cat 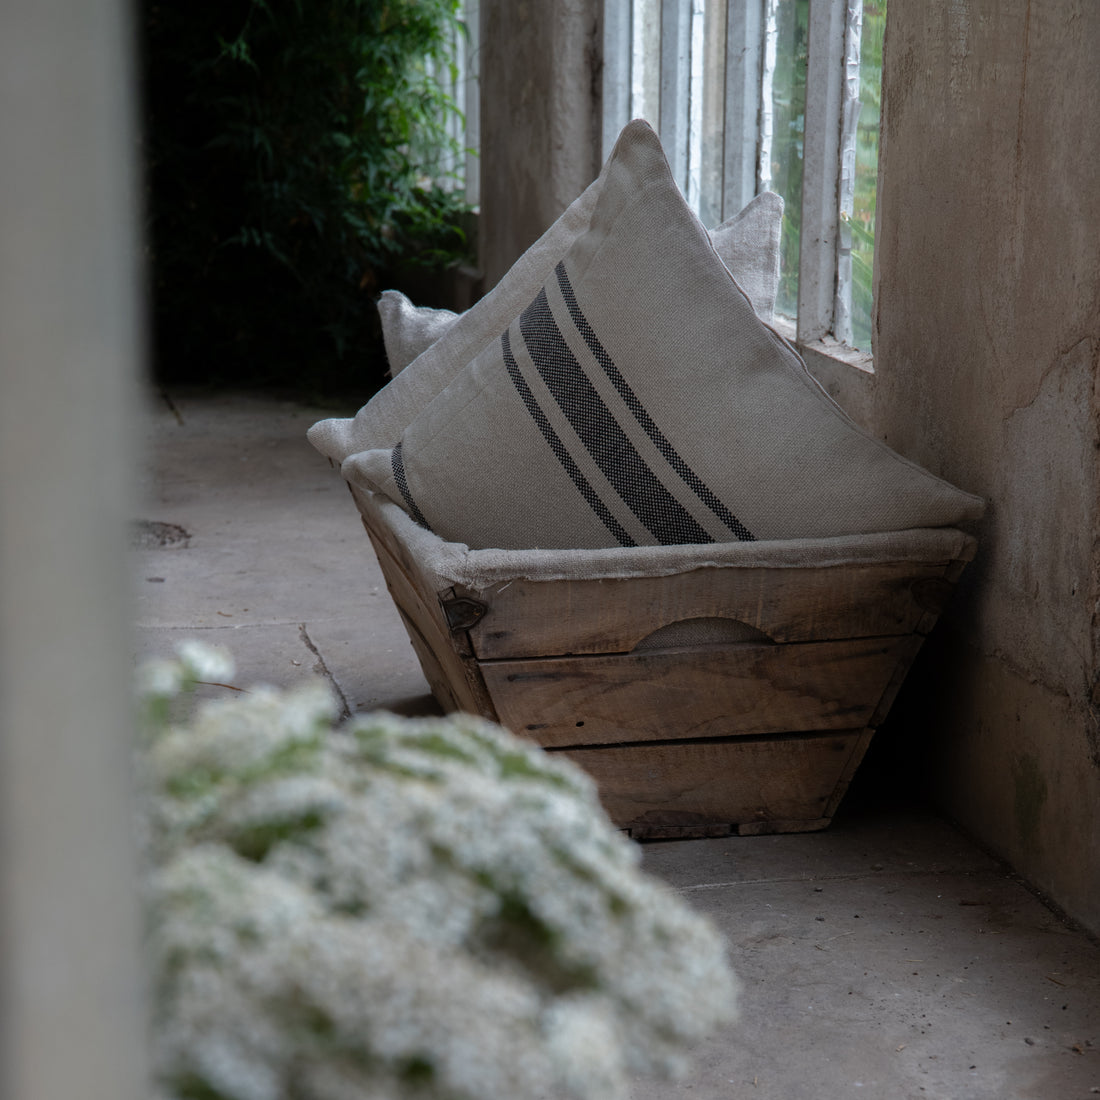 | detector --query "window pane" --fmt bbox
[762,0,809,321]
[849,0,885,351]
[698,0,728,228]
